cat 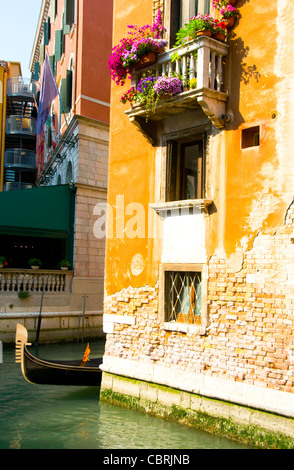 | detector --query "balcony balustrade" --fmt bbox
[4,149,37,170]
[0,269,73,293]
[3,182,34,191]
[7,78,40,100]
[126,36,229,142]
[6,115,37,136]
